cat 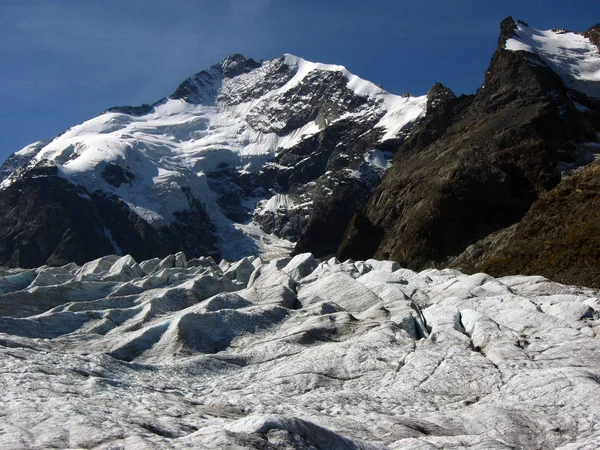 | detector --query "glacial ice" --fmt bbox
[0,253,599,448]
